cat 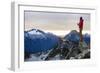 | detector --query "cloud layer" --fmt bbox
[24,11,90,31]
